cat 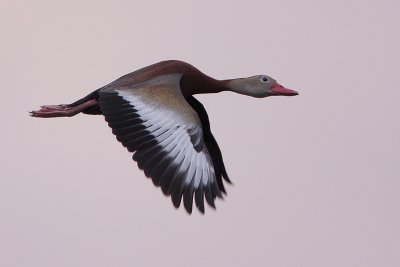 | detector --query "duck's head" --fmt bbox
[227,75,298,98]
